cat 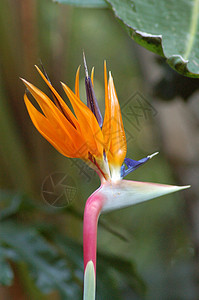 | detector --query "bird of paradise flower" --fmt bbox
[21,55,190,300]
